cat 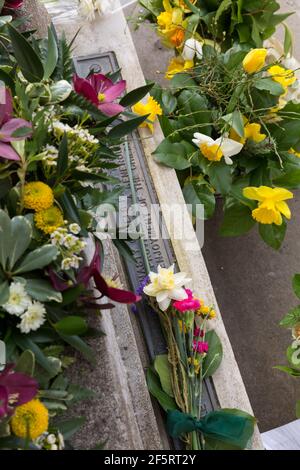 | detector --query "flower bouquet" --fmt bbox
[149,44,300,249]
[0,17,155,448]
[142,264,256,450]
[138,0,293,52]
